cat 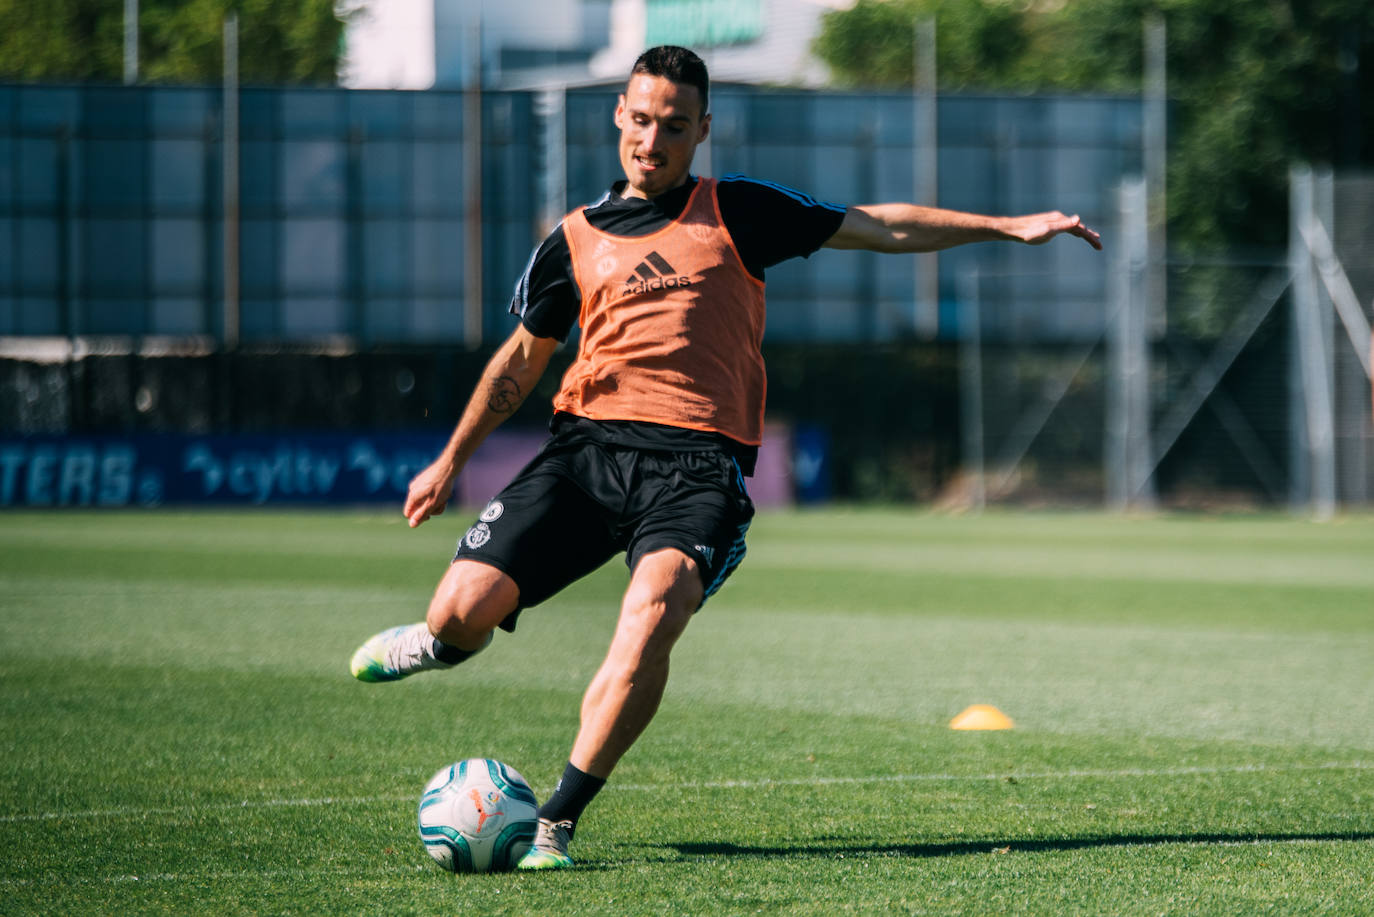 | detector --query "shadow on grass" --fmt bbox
[665,831,1374,860]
